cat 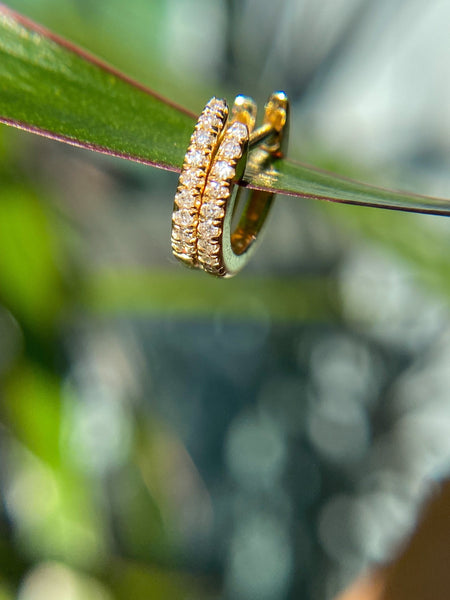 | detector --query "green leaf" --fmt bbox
[250,158,450,215]
[0,5,195,171]
[0,5,449,215]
